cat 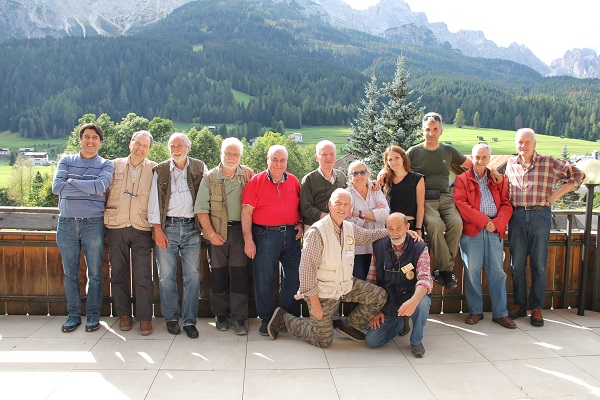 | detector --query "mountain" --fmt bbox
[550,48,600,78]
